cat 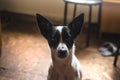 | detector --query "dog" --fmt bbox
[36,13,84,80]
